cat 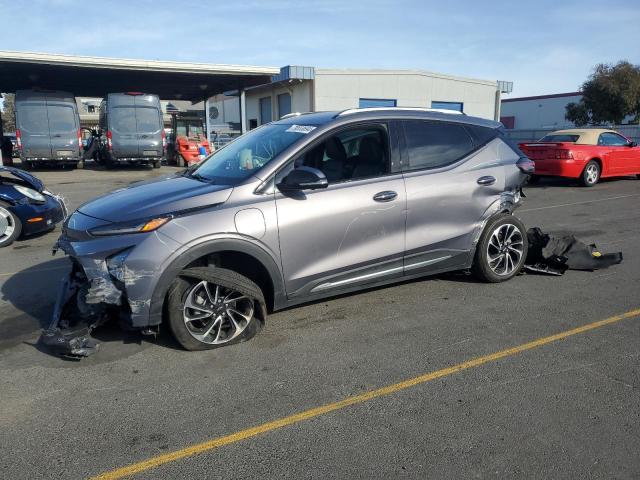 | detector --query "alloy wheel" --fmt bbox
[486,223,524,276]
[585,164,599,184]
[183,280,254,344]
[0,206,16,242]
